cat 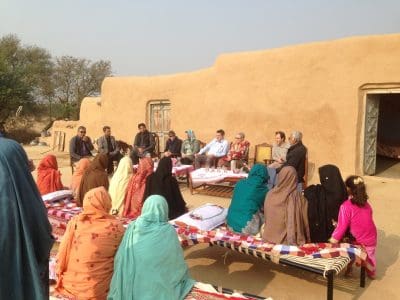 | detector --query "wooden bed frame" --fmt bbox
[209,241,365,300]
